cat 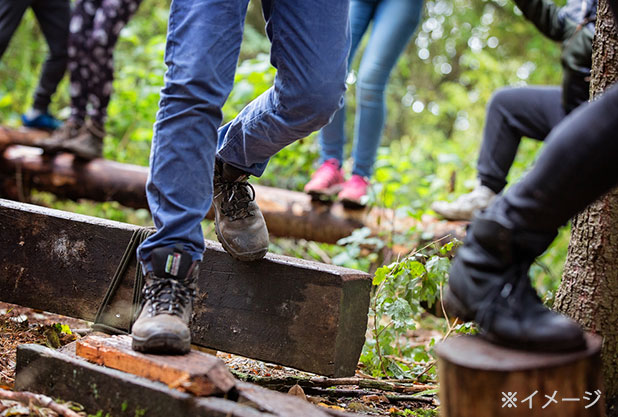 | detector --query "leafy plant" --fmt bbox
[359,239,468,380]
